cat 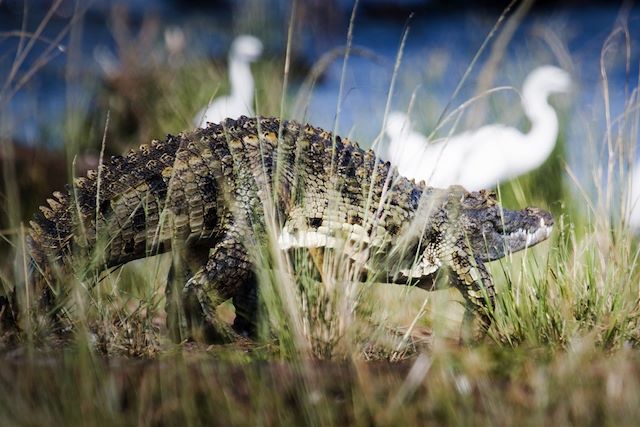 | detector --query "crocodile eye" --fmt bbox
[484,221,503,234]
